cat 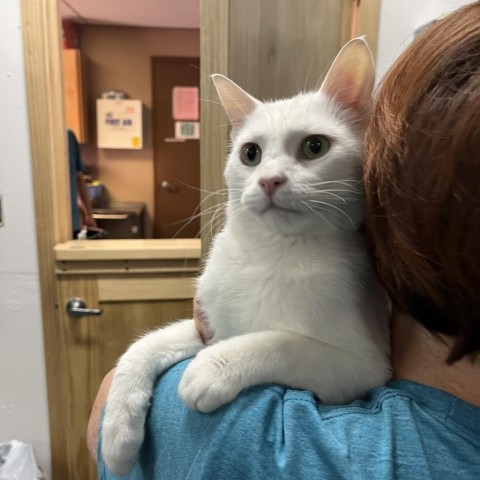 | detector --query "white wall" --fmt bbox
[0,0,51,478]
[376,0,475,81]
